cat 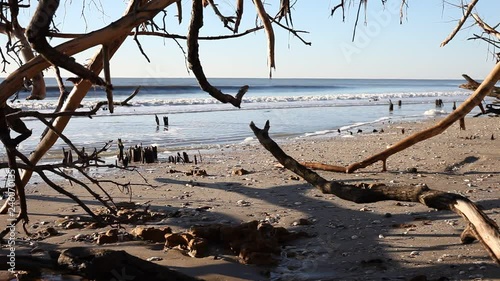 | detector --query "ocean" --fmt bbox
[5,77,488,159]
